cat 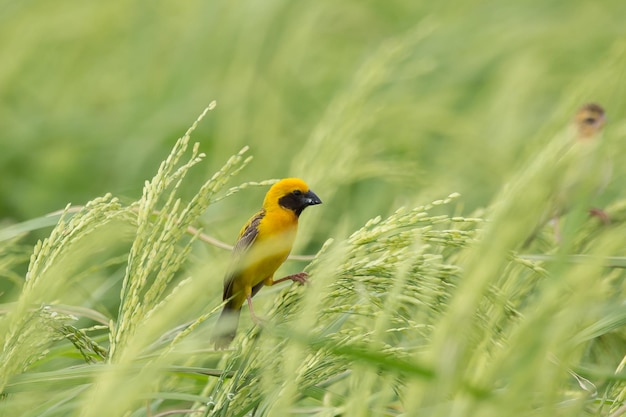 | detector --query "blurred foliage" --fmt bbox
[1,0,626,416]
[1,0,625,229]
